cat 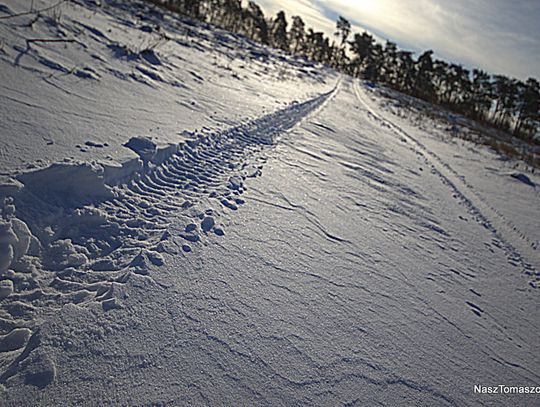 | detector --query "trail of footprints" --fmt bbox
[0,87,337,387]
